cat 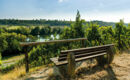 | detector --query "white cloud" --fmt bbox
[58,0,64,3]
[58,0,68,3]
